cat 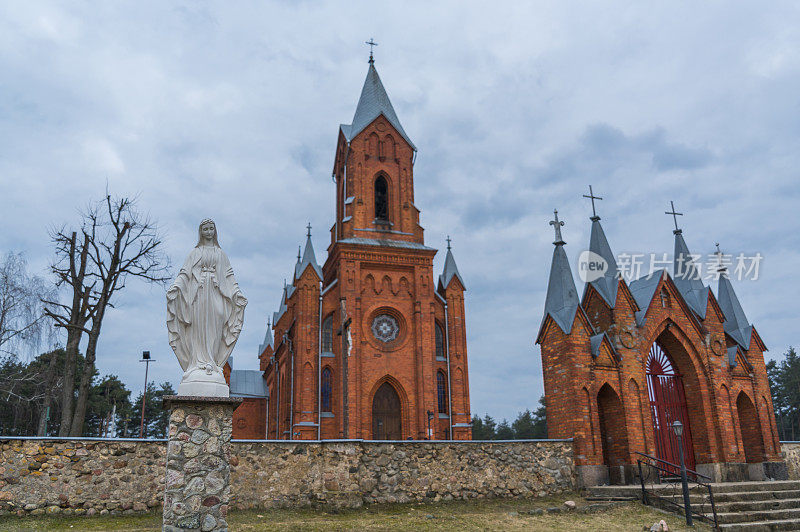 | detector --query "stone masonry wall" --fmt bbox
[781,442,800,479]
[0,438,573,515]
